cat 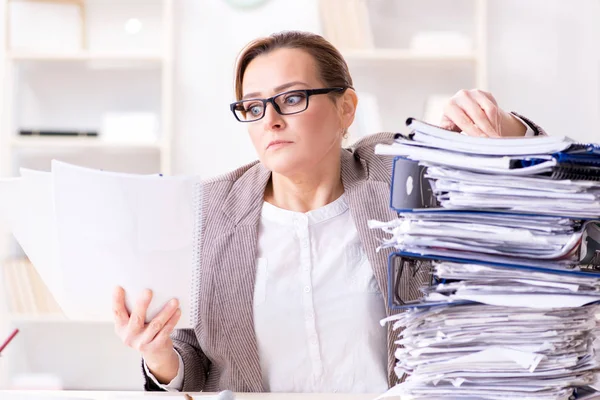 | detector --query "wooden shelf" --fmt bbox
[7,51,164,63]
[342,48,477,62]
[8,313,67,323]
[8,315,120,325]
[11,137,162,150]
